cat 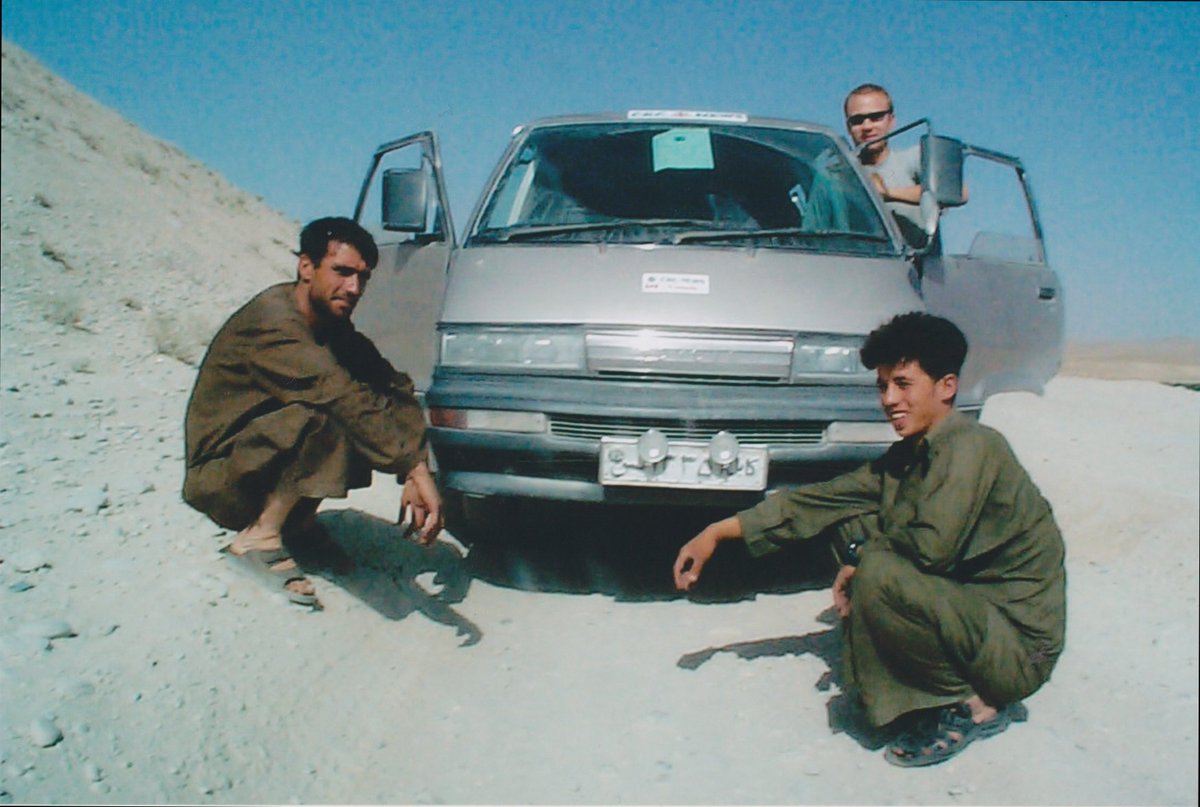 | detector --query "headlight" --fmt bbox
[440,329,586,372]
[791,336,869,378]
[826,421,899,444]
